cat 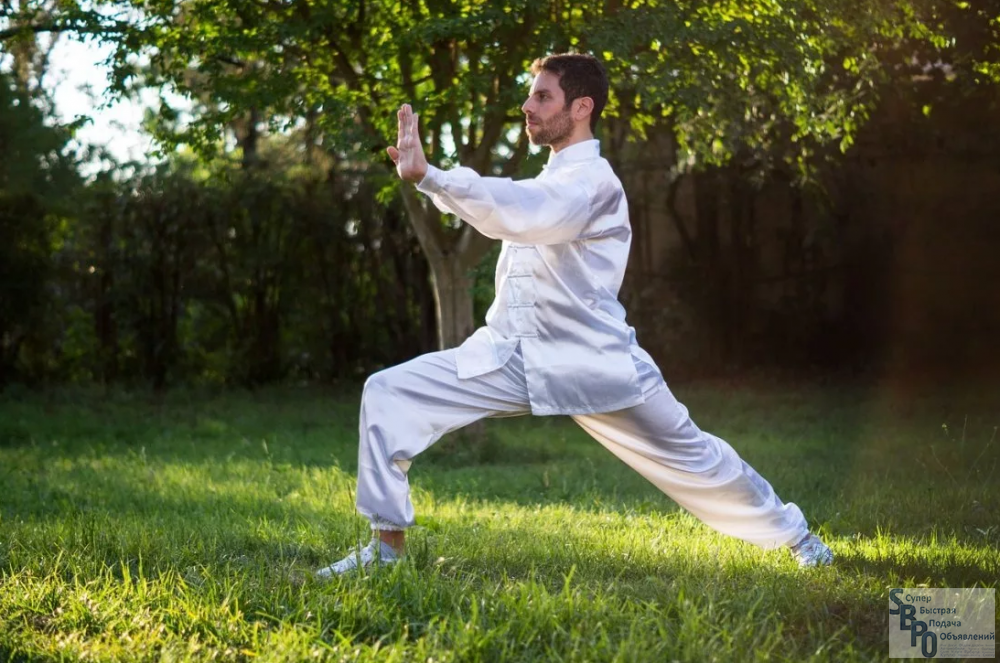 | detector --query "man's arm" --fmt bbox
[387,104,593,245]
[416,165,592,245]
